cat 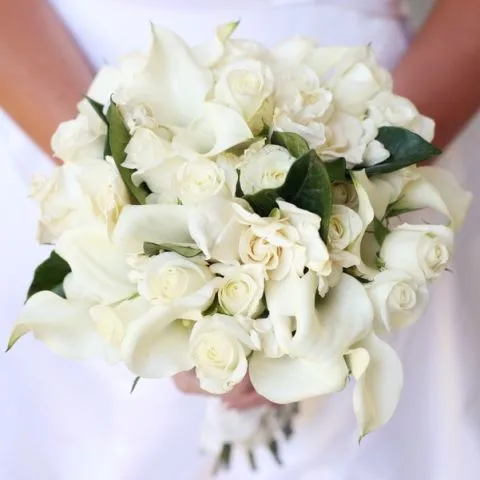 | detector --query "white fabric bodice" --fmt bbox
[2,1,480,480]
